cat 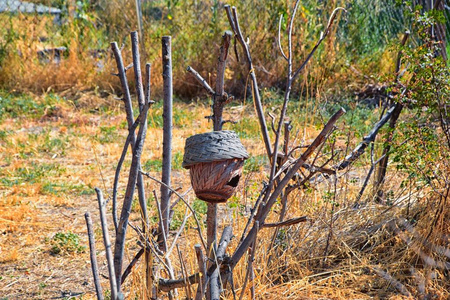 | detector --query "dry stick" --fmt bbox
[85,212,104,300]
[130,224,172,275]
[153,190,168,255]
[121,248,144,285]
[109,108,150,229]
[144,63,153,298]
[225,5,272,158]
[232,108,345,269]
[375,31,409,201]
[130,31,150,234]
[111,39,149,233]
[271,5,346,186]
[166,209,191,256]
[95,188,118,300]
[210,226,233,300]
[187,66,215,95]
[263,216,307,228]
[204,31,232,300]
[355,145,386,205]
[141,172,207,250]
[334,104,396,171]
[238,221,259,300]
[113,84,150,291]
[195,244,207,300]
[160,36,173,251]
[159,274,202,292]
[111,41,135,232]
[177,244,192,300]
